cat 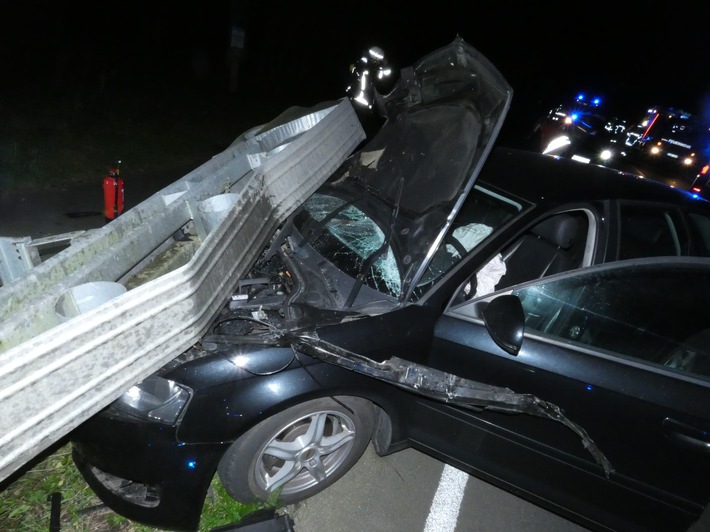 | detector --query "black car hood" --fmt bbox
[309,36,512,302]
